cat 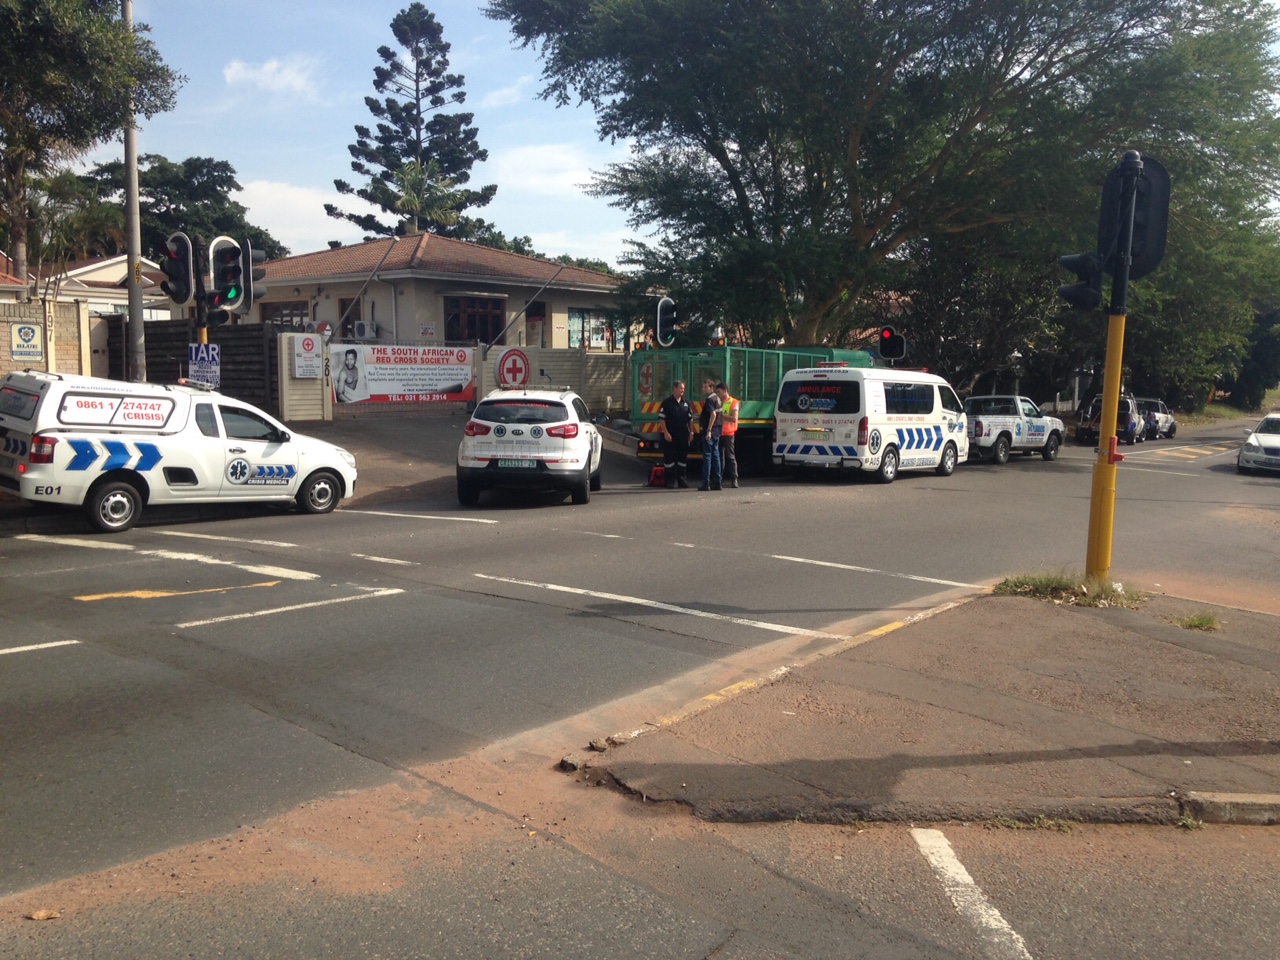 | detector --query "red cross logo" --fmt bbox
[498,349,530,386]
[302,336,315,352]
